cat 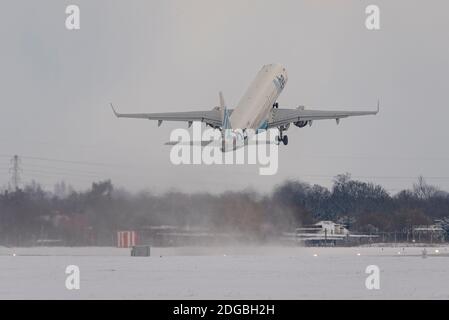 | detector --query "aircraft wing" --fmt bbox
[110,104,224,127]
[268,102,379,128]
